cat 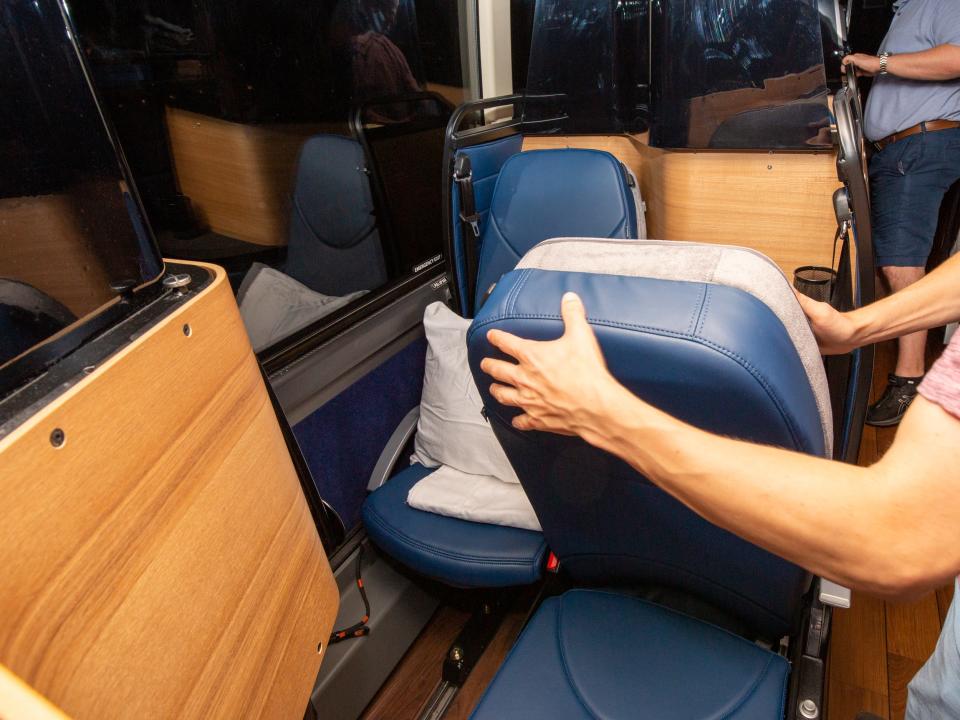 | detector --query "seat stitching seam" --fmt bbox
[695,285,712,336]
[558,553,794,629]
[470,313,808,451]
[364,506,547,566]
[717,654,777,720]
[555,598,601,720]
[565,589,790,650]
[556,590,785,720]
[688,283,708,335]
